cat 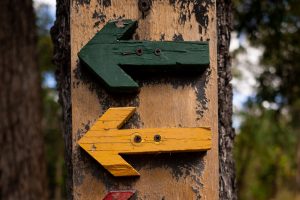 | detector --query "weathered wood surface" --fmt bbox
[70,0,218,199]
[78,107,212,177]
[52,0,236,199]
[78,19,210,92]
